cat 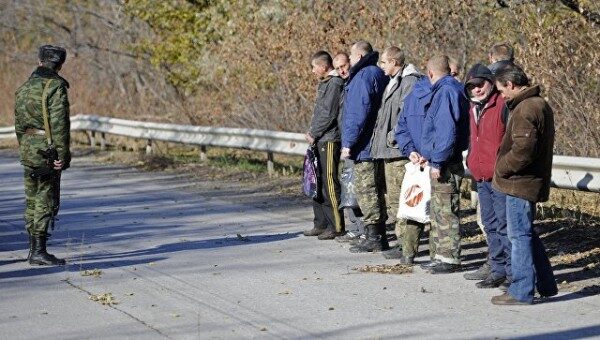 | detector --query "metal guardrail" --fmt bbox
[2,114,600,193]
